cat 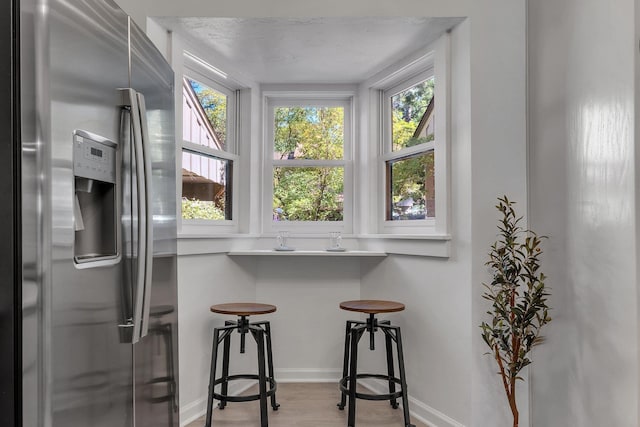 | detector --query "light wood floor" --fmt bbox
[186,382,427,427]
